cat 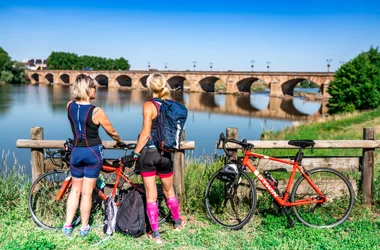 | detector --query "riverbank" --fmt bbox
[1,156,380,249]
[2,109,380,249]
